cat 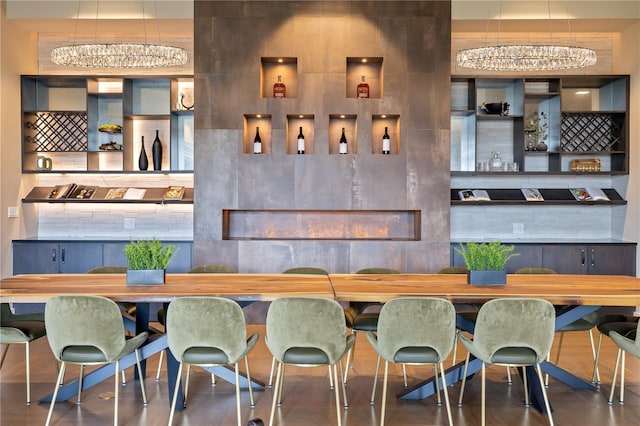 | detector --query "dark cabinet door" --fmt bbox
[542,244,588,274]
[586,244,636,275]
[58,242,104,273]
[13,241,59,274]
